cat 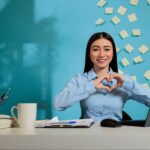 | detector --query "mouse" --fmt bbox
[100,118,122,127]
